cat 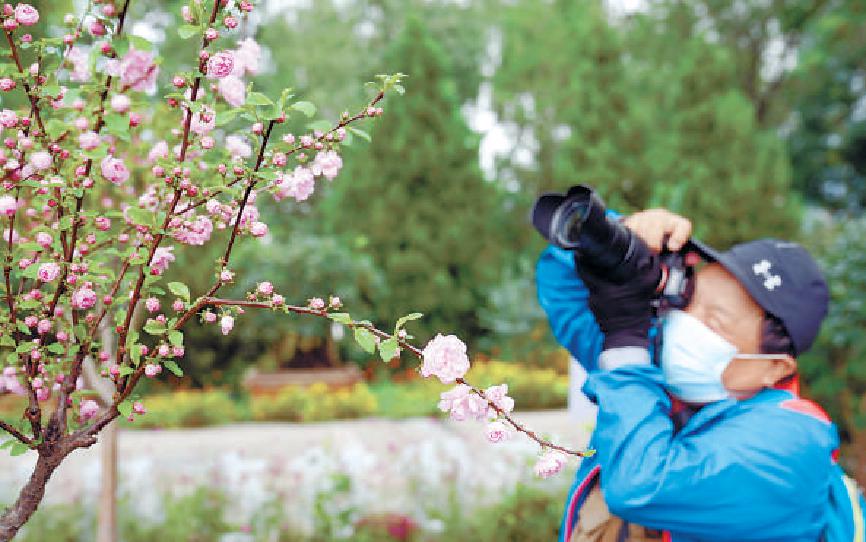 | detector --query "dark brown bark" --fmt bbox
[0,448,68,541]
